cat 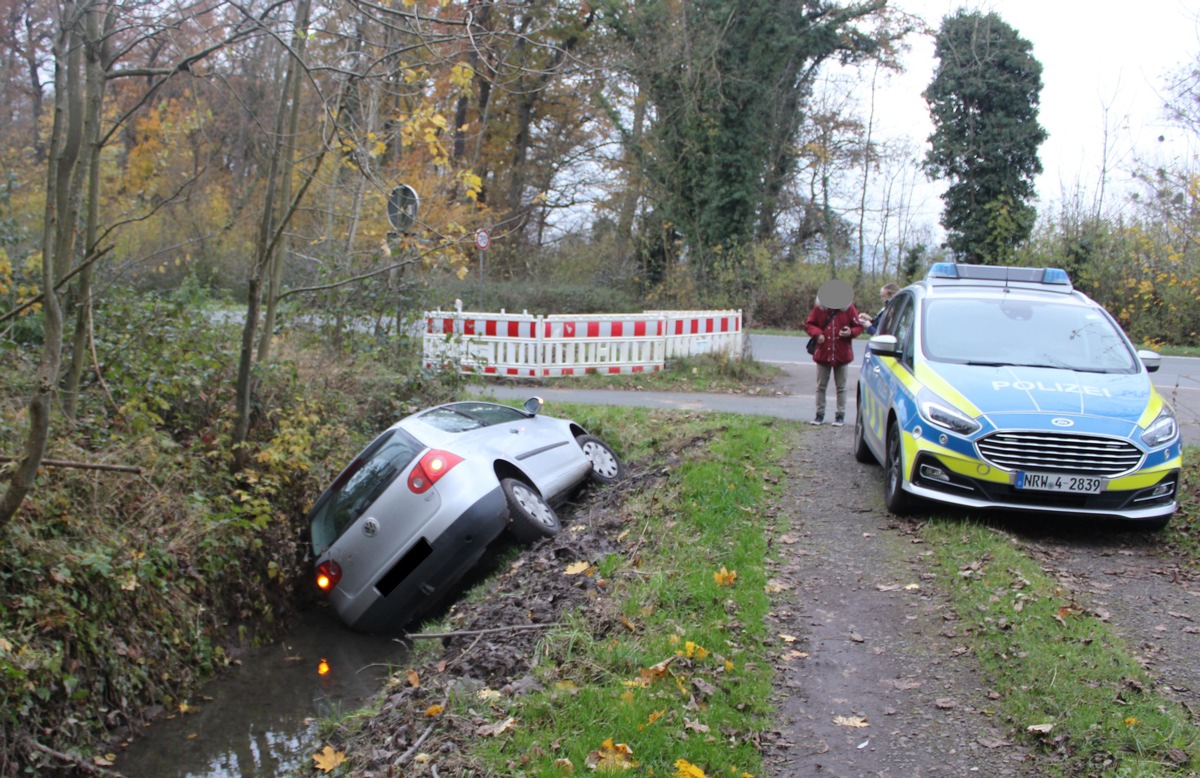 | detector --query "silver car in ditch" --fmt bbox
[310,398,623,633]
